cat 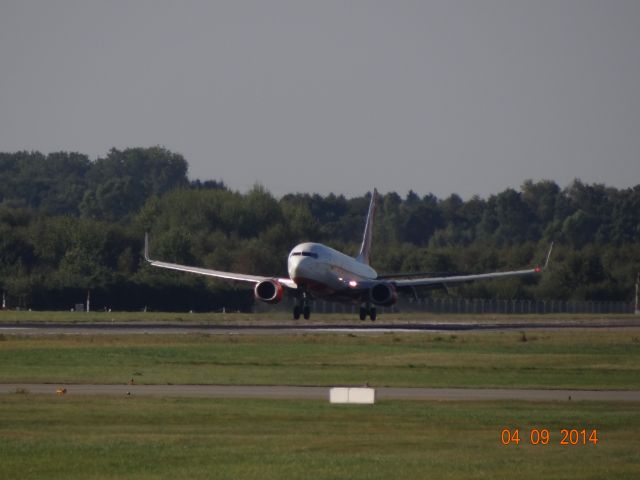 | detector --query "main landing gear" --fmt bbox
[293,304,310,320]
[359,305,377,321]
